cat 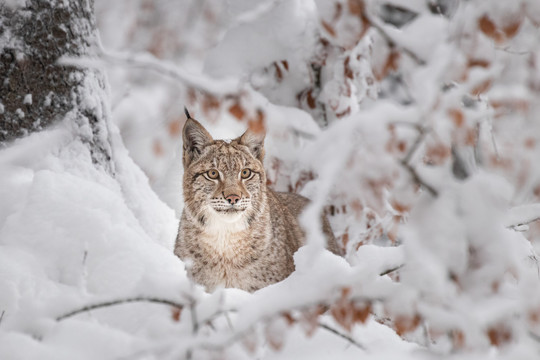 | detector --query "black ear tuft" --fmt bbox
[182,114,213,167]
[238,128,265,161]
[184,106,193,120]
